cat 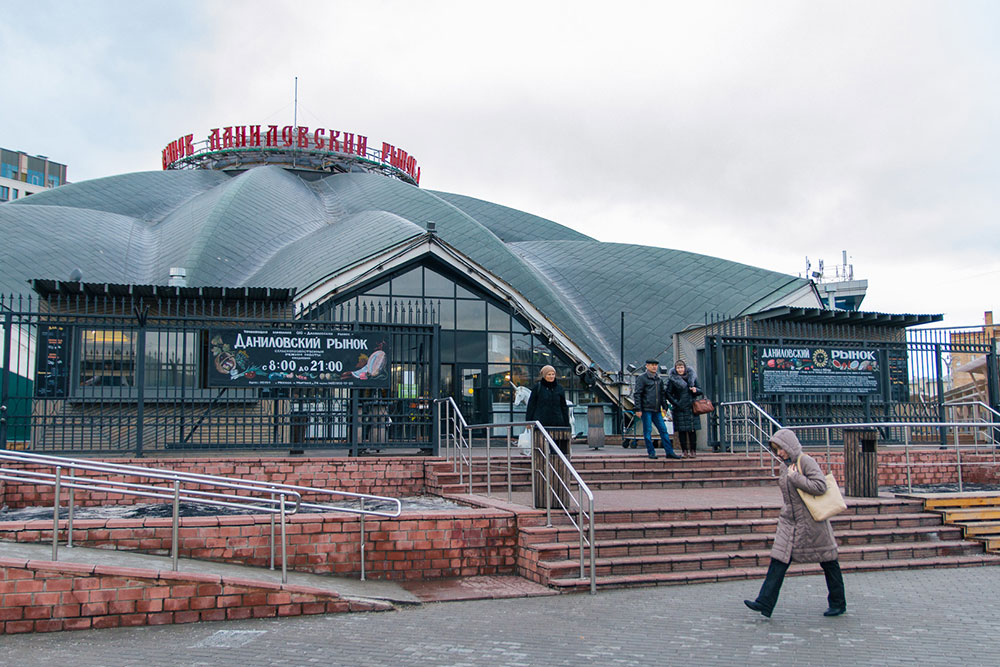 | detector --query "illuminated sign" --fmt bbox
[161,124,420,184]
